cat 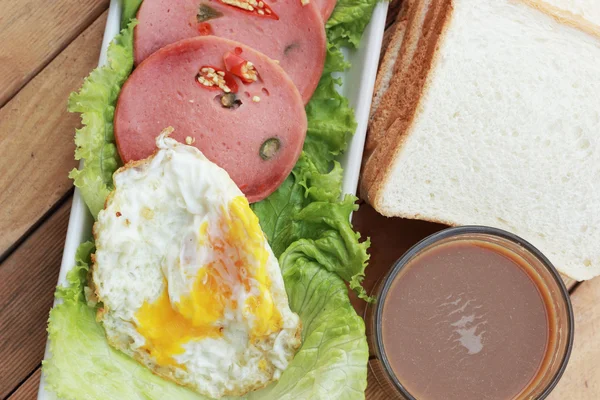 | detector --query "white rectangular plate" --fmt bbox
[37,1,388,398]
